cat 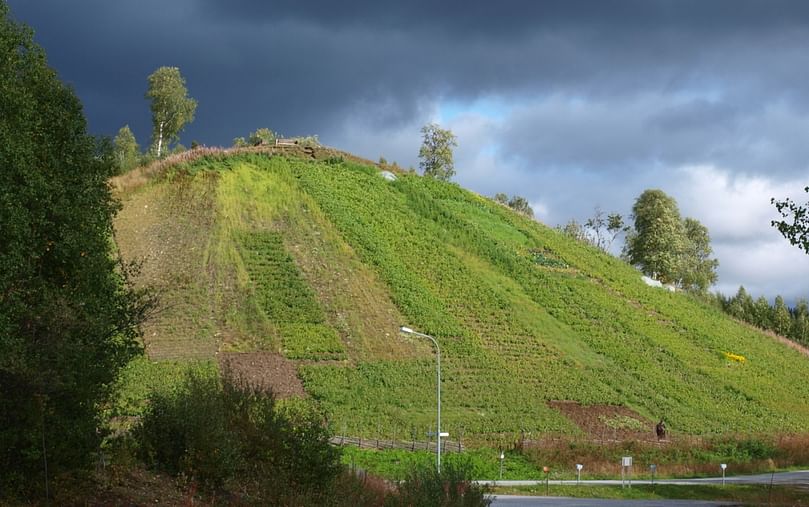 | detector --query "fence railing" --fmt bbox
[330,435,465,453]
